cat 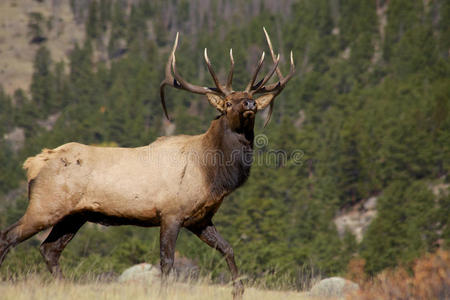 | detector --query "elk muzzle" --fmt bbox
[243,99,256,110]
[242,100,256,118]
